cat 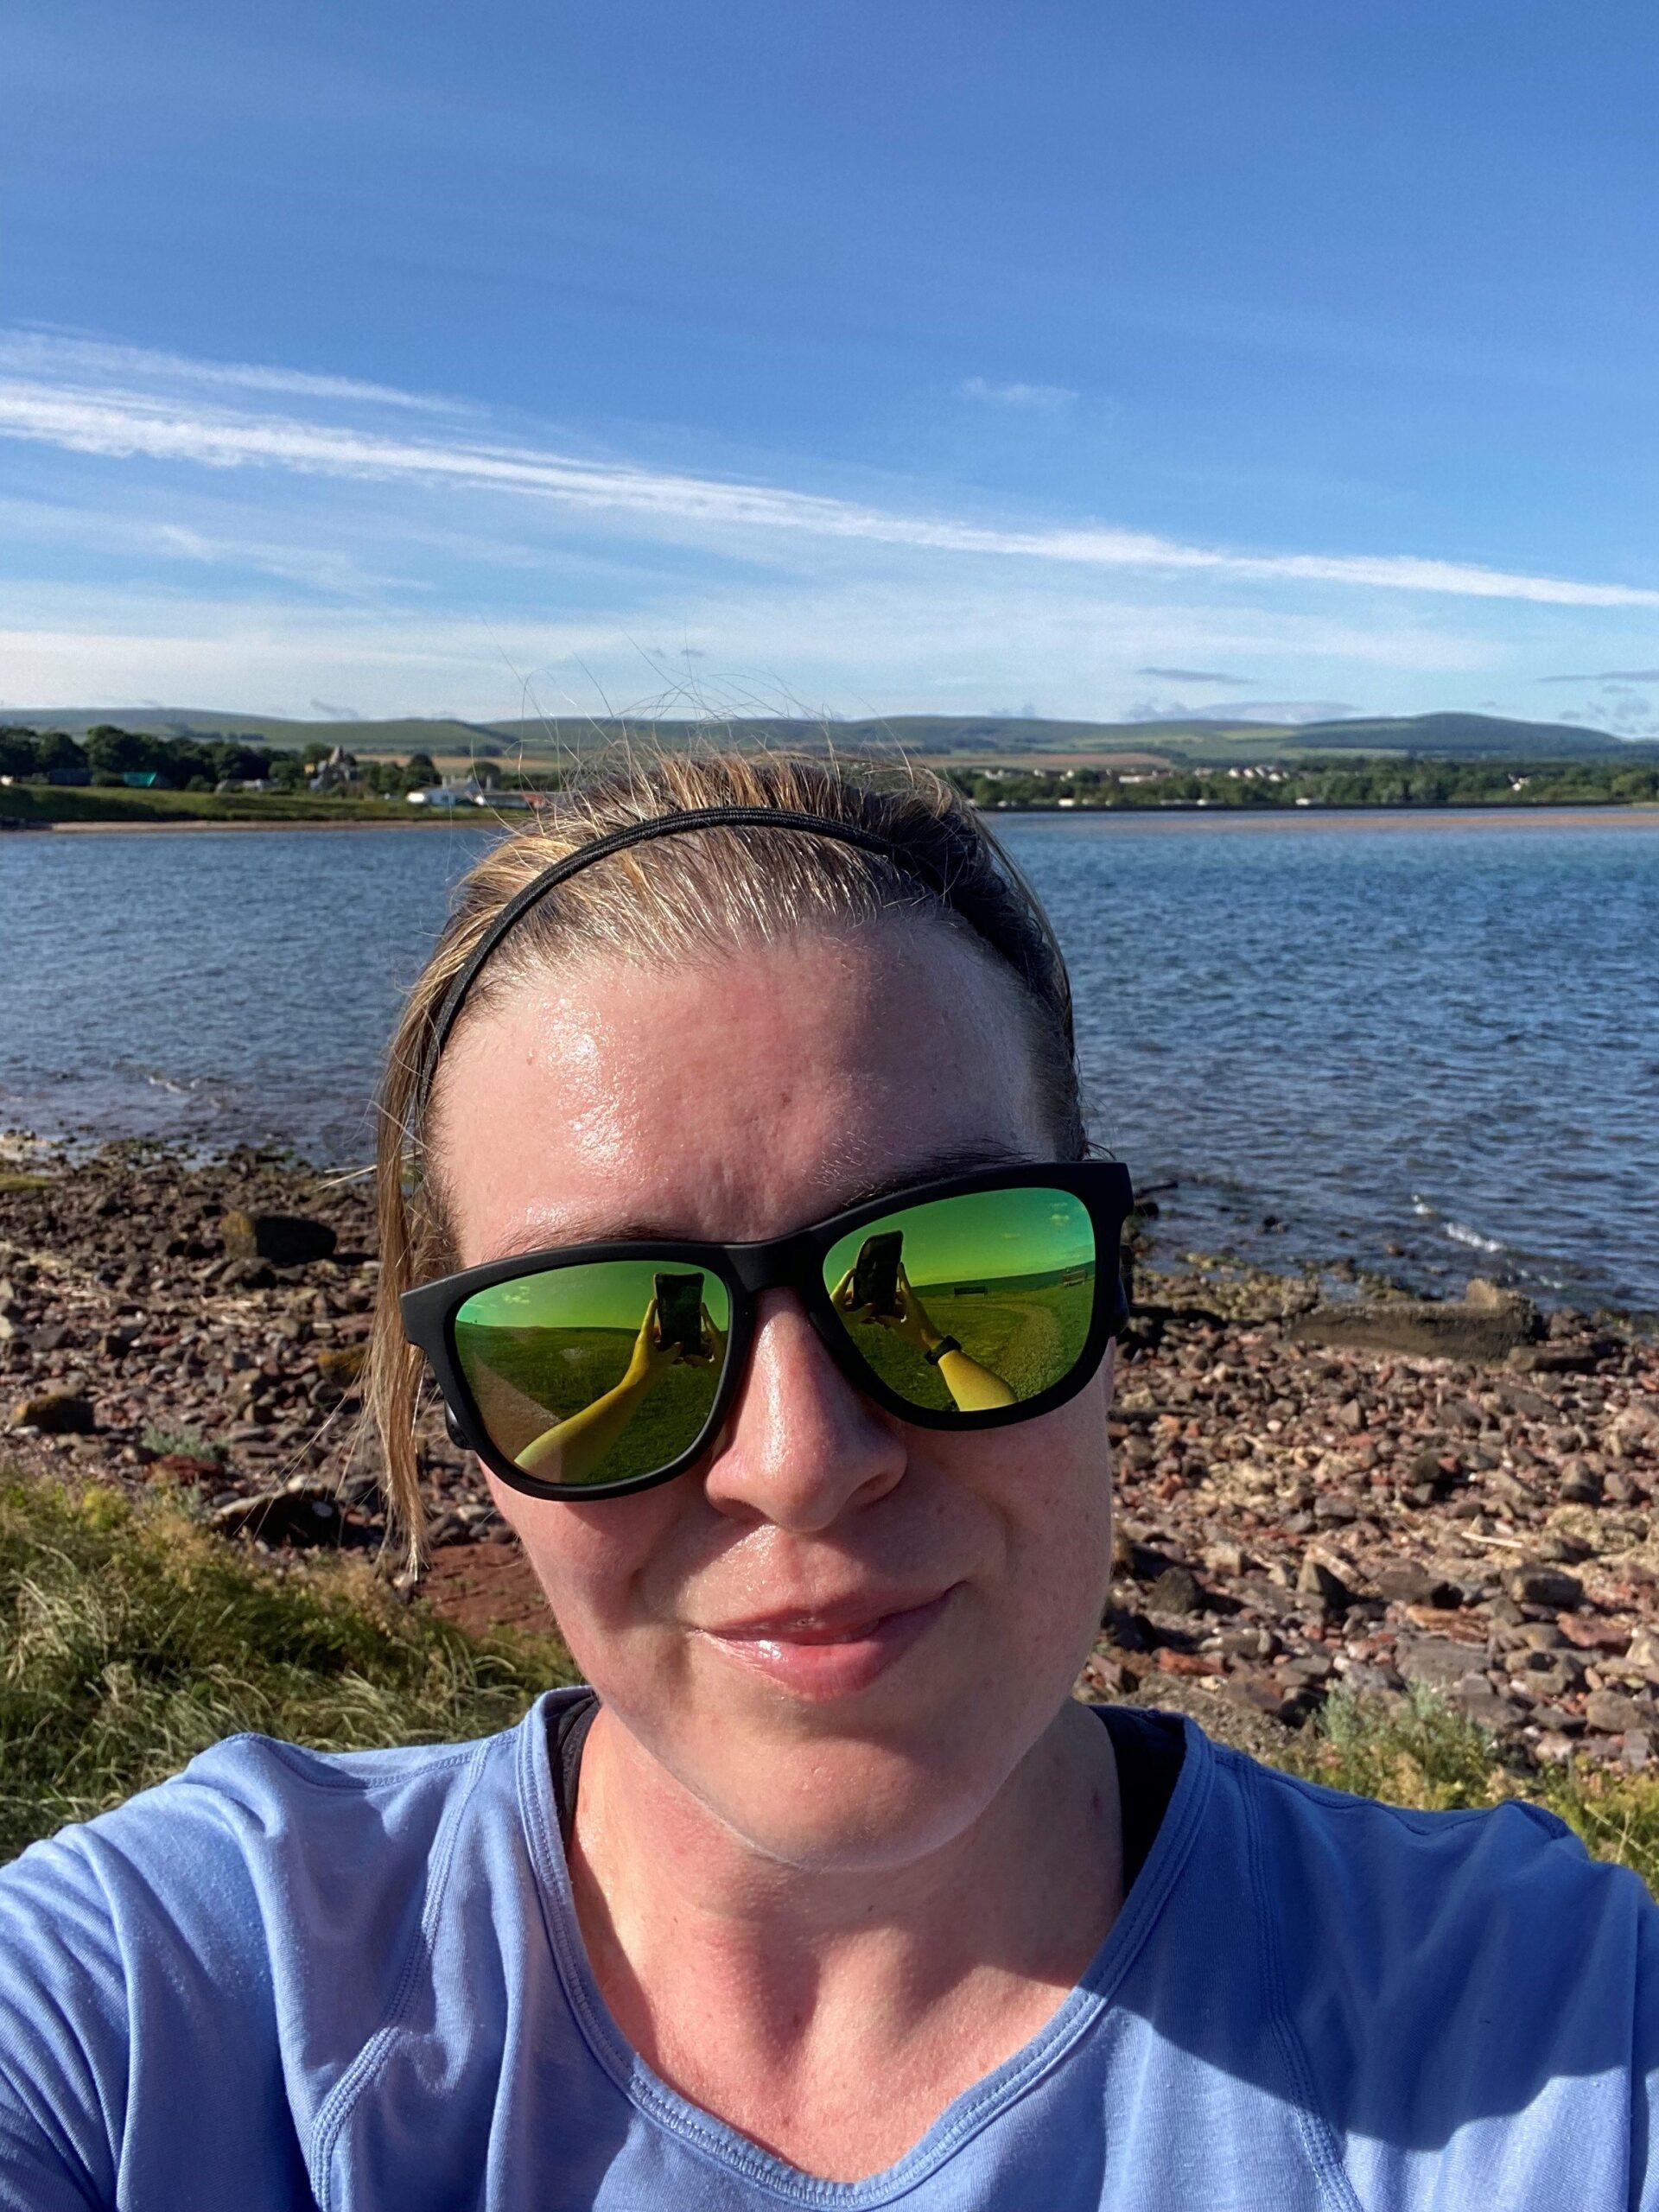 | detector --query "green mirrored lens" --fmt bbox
[822,1187,1096,1414]
[454,1262,731,1486]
